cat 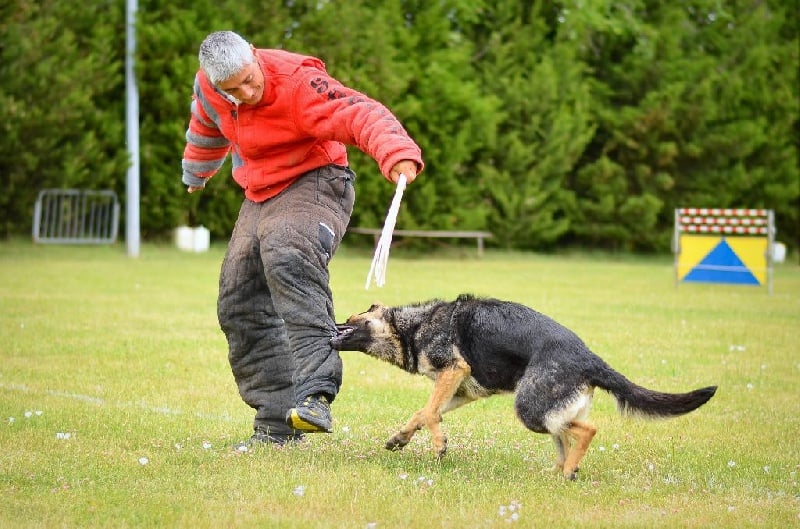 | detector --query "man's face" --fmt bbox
[217,61,264,105]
